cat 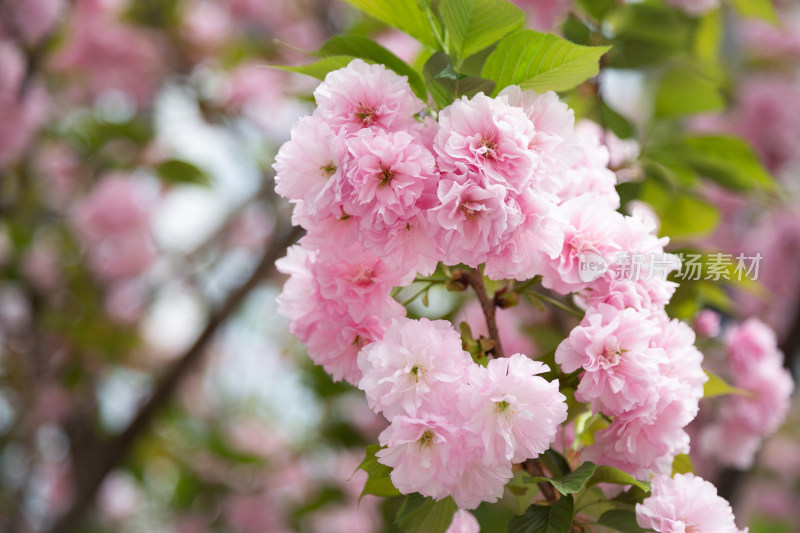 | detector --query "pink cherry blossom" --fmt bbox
[357,318,471,419]
[446,509,480,533]
[694,310,721,337]
[51,0,164,106]
[459,354,567,463]
[314,59,424,134]
[540,196,626,294]
[556,120,620,208]
[340,127,438,237]
[448,454,513,510]
[72,174,158,281]
[434,92,537,193]
[0,0,66,45]
[275,244,408,384]
[636,474,746,533]
[556,304,666,416]
[376,414,467,500]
